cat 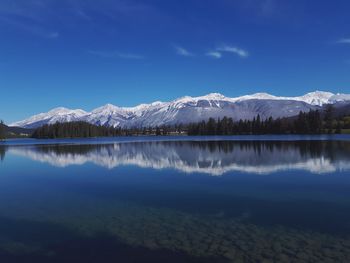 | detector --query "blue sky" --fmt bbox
[0,0,350,123]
